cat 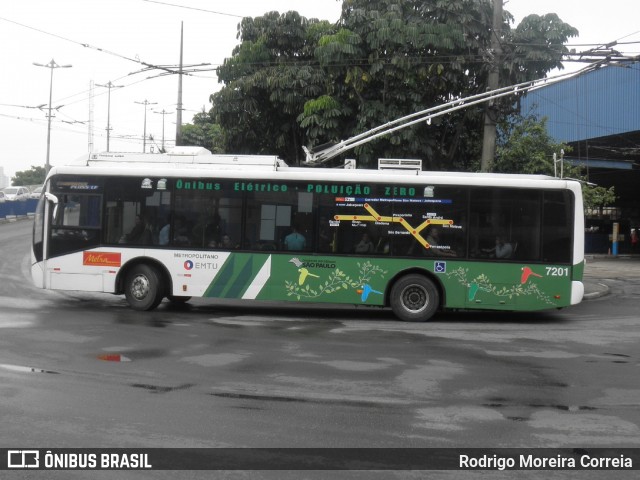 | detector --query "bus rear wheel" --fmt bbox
[390,274,439,322]
[124,264,164,311]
